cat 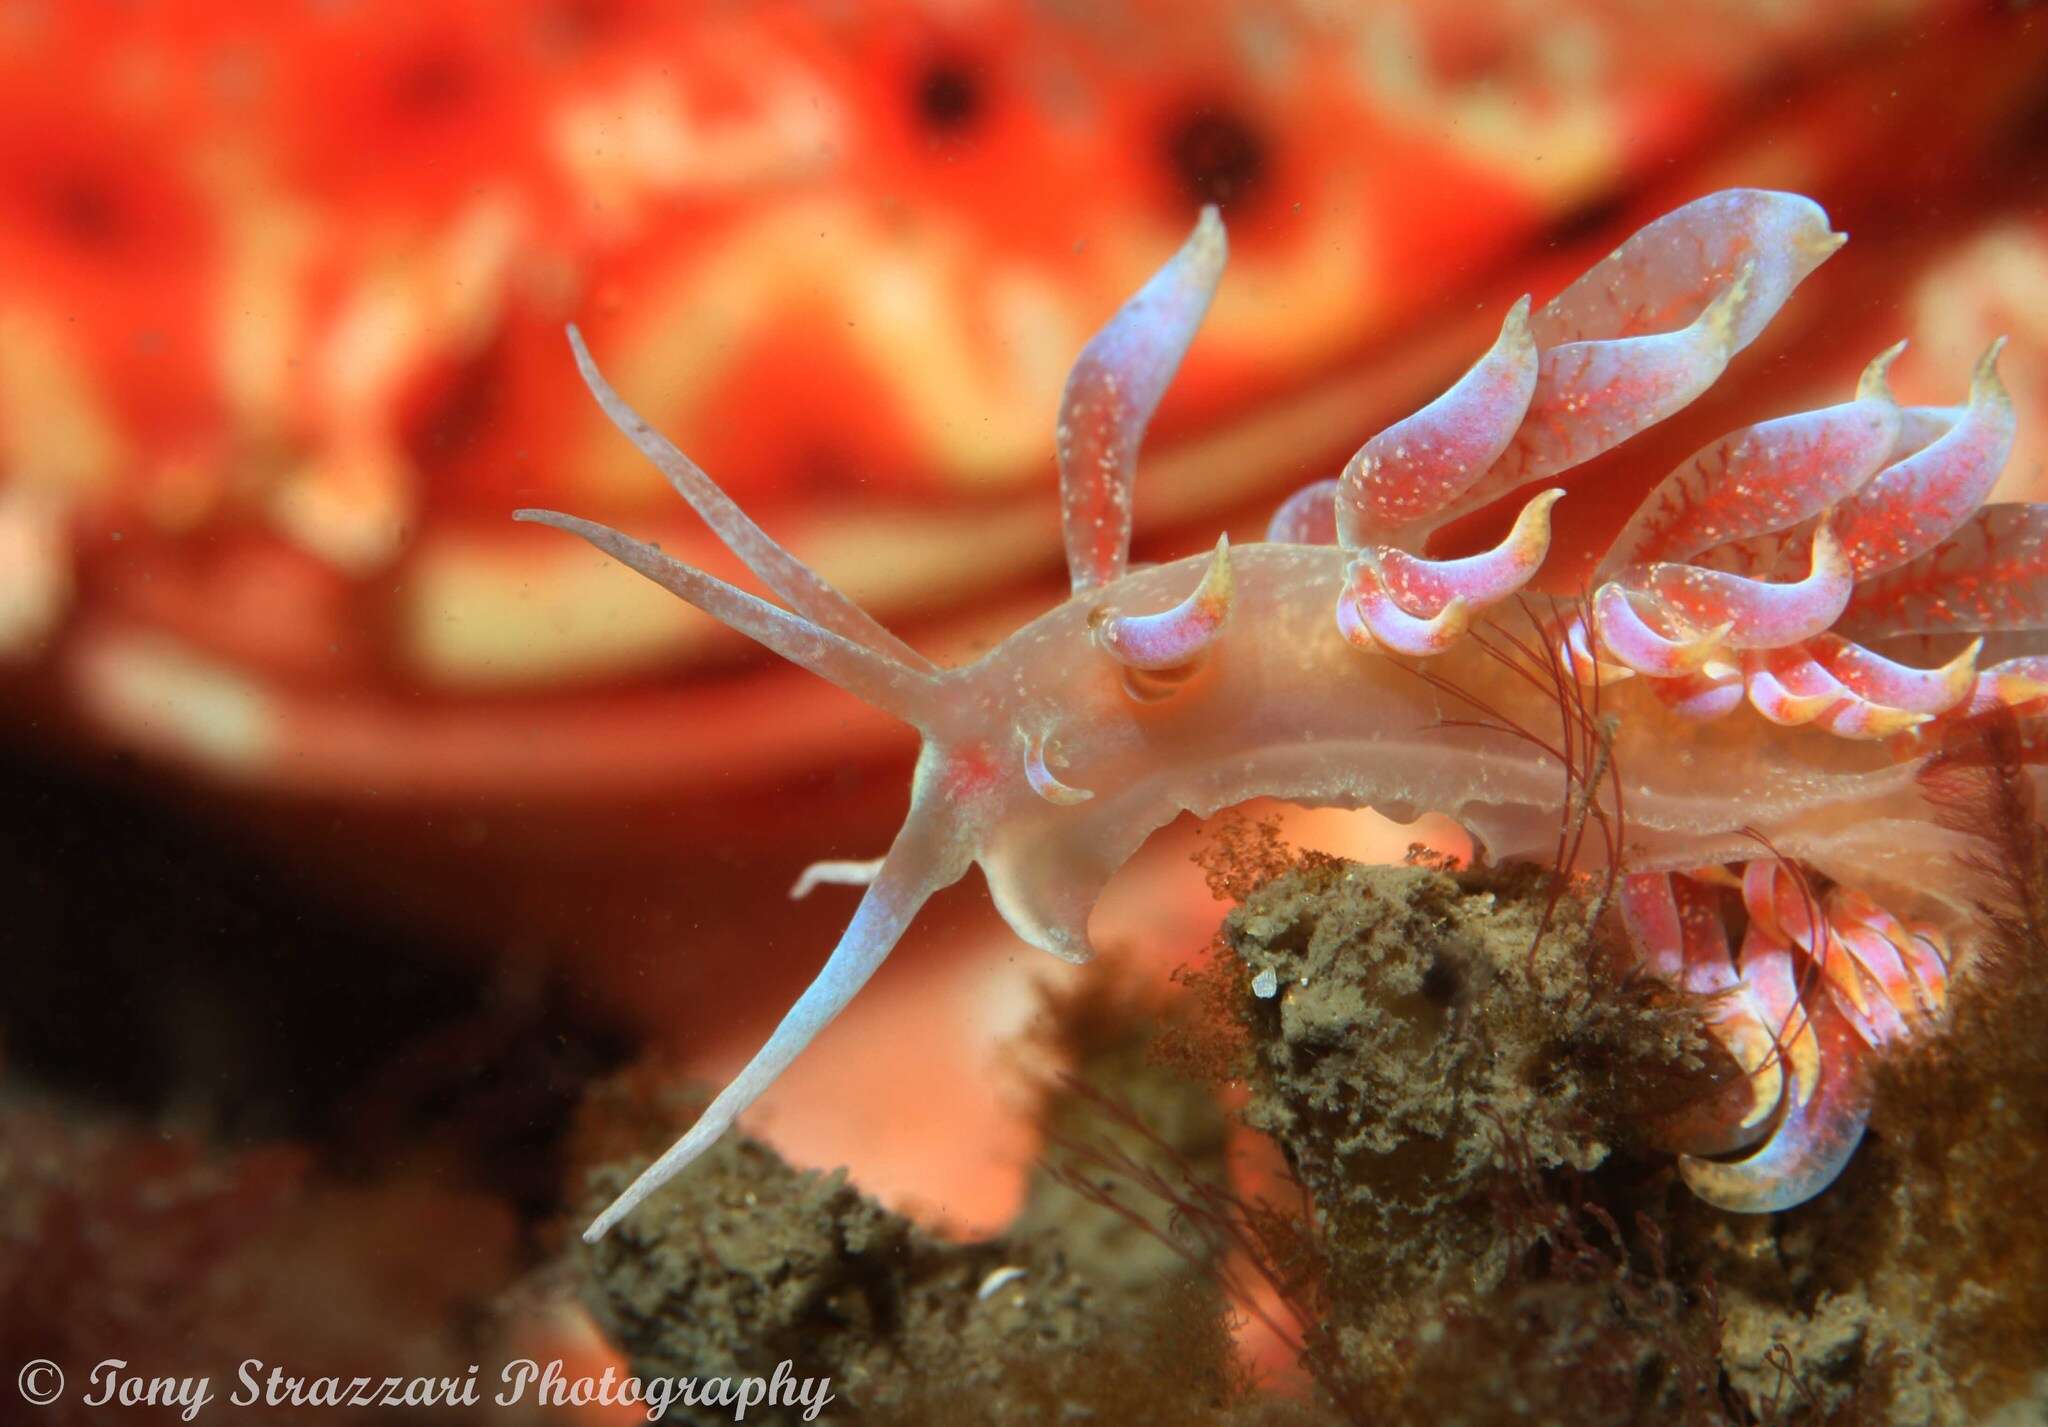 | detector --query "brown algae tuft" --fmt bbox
[1221,854,1718,1321]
